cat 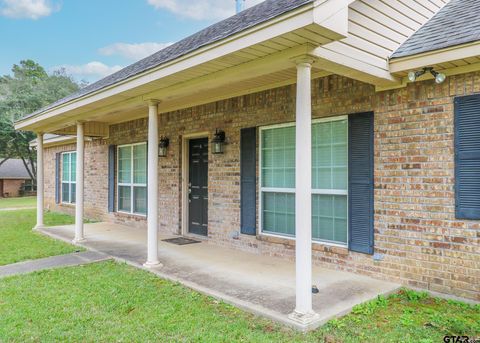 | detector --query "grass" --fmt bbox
[0,261,304,342]
[0,208,478,341]
[0,209,81,266]
[0,260,478,342]
[0,196,36,209]
[321,289,480,343]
